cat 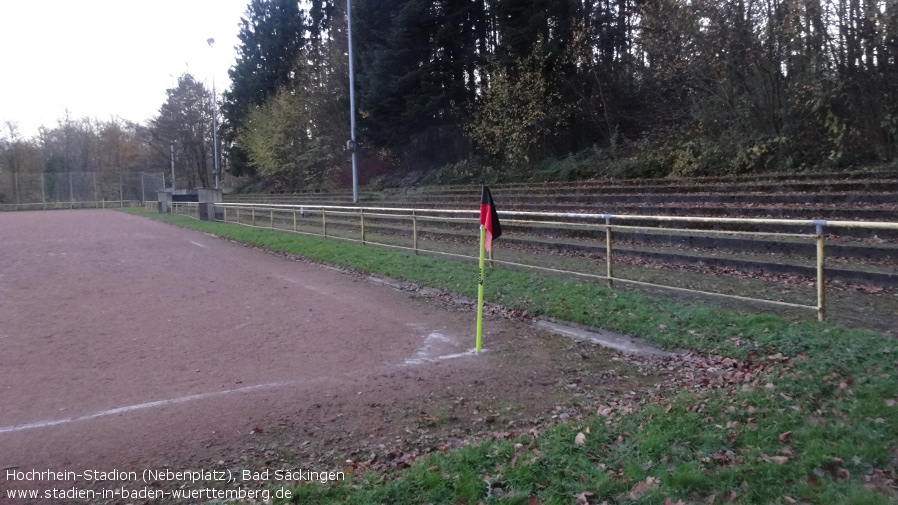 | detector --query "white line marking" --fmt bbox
[279,275,330,295]
[0,381,292,435]
[188,240,207,248]
[302,284,329,295]
[403,349,478,366]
